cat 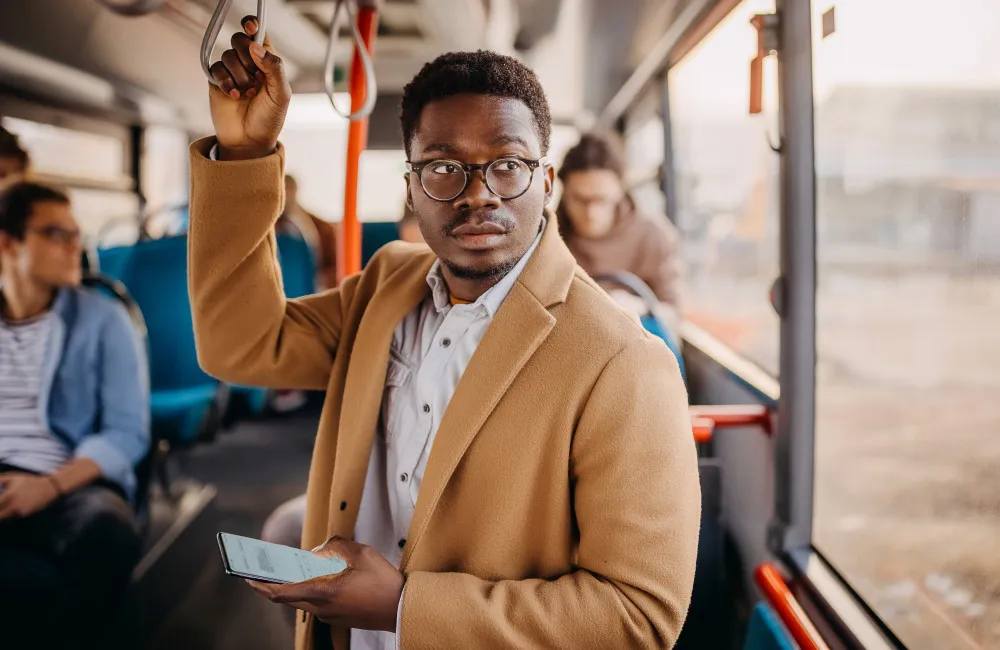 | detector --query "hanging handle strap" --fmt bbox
[201,0,269,86]
[324,0,377,121]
